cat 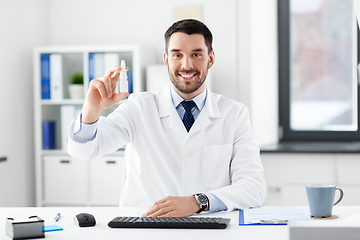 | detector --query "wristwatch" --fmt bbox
[194,193,209,213]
